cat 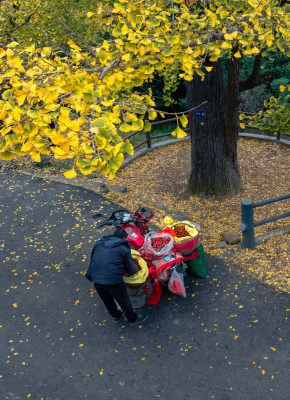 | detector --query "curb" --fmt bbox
[120,136,190,169]
[13,170,108,193]
[120,132,290,170]
[239,132,290,147]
